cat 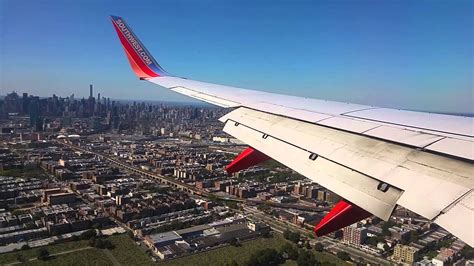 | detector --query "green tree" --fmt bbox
[81,229,97,240]
[21,244,30,250]
[461,246,474,259]
[297,249,319,266]
[257,204,270,212]
[261,229,271,238]
[356,256,366,266]
[96,239,114,249]
[227,259,239,266]
[16,254,26,263]
[37,248,50,261]
[283,229,301,243]
[89,237,96,247]
[336,251,351,261]
[283,228,290,239]
[229,237,240,247]
[92,223,102,230]
[314,242,324,252]
[289,231,301,243]
[409,230,419,243]
[279,243,298,260]
[246,248,282,266]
